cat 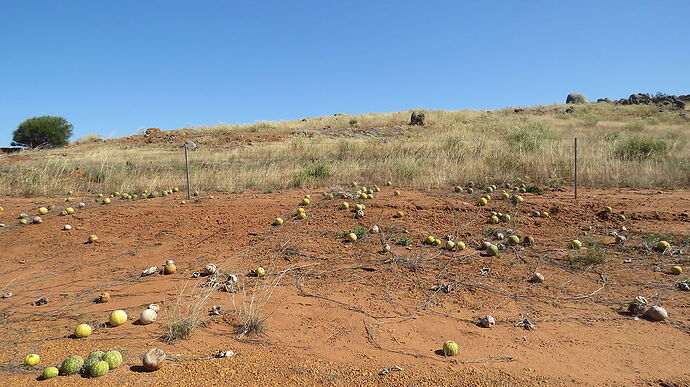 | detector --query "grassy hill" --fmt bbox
[1,103,688,196]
